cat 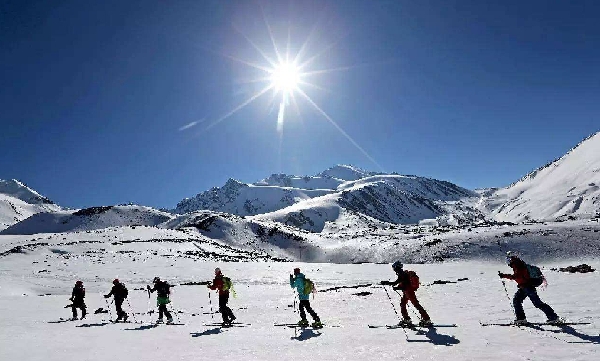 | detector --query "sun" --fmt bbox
[270,62,301,94]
